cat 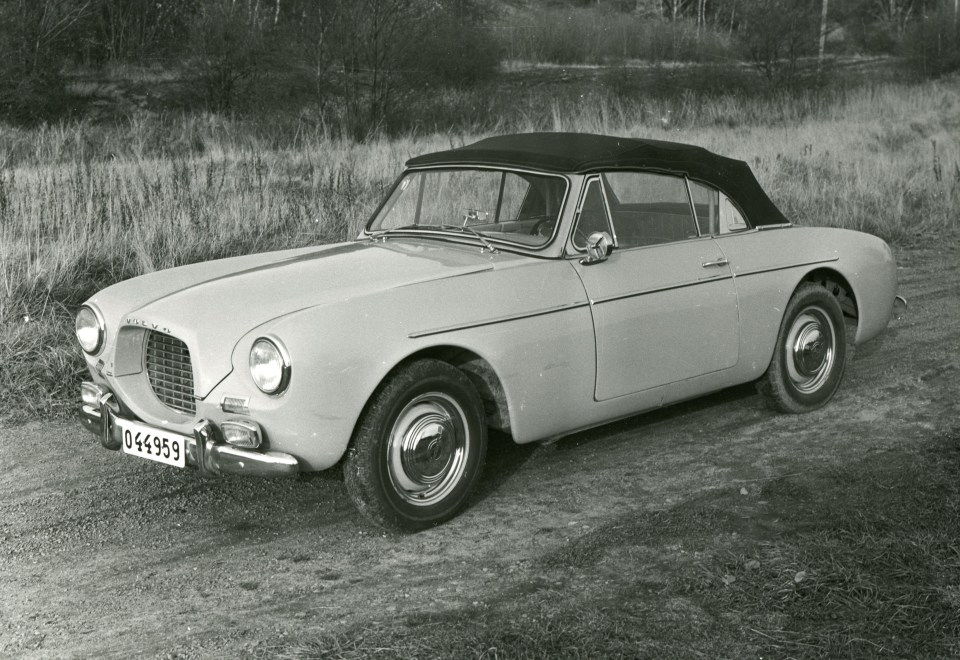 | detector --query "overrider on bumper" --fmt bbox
[80,382,300,477]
